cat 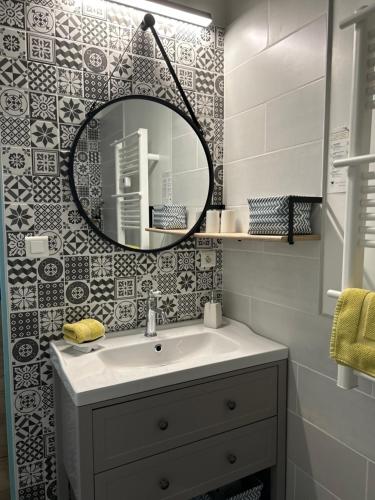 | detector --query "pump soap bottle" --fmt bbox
[204,291,222,328]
